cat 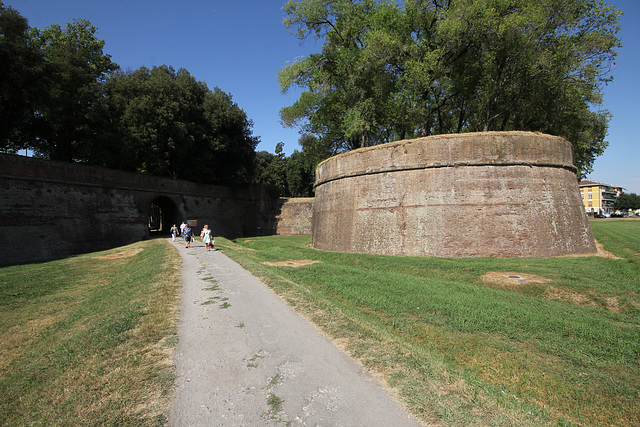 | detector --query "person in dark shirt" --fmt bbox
[183,224,192,248]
